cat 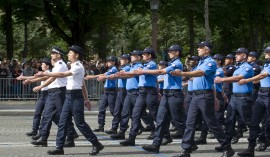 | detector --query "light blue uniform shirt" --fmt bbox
[157,74,165,89]
[118,65,131,88]
[126,62,143,90]
[233,62,254,93]
[193,56,217,90]
[164,58,183,90]
[138,60,157,88]
[215,67,224,93]
[260,62,270,87]
[187,67,196,92]
[104,66,118,88]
